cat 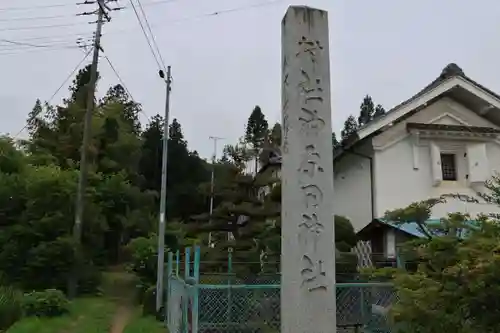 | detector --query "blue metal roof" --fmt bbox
[377,219,475,238]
